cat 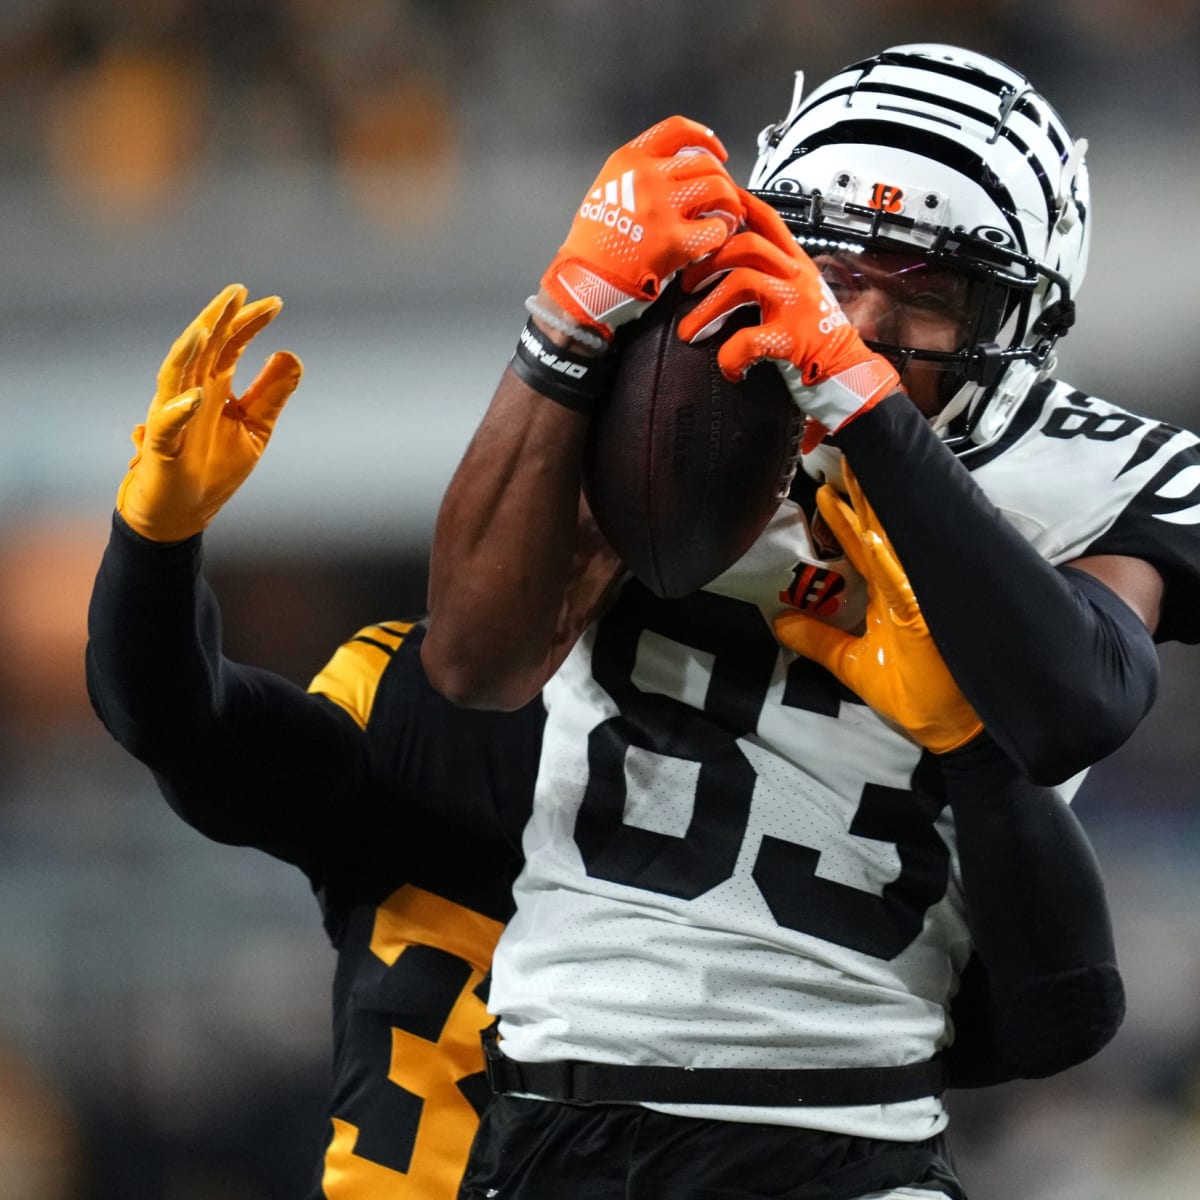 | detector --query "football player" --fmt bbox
[91,277,1125,1200]
[420,47,1200,1200]
[85,285,563,1200]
